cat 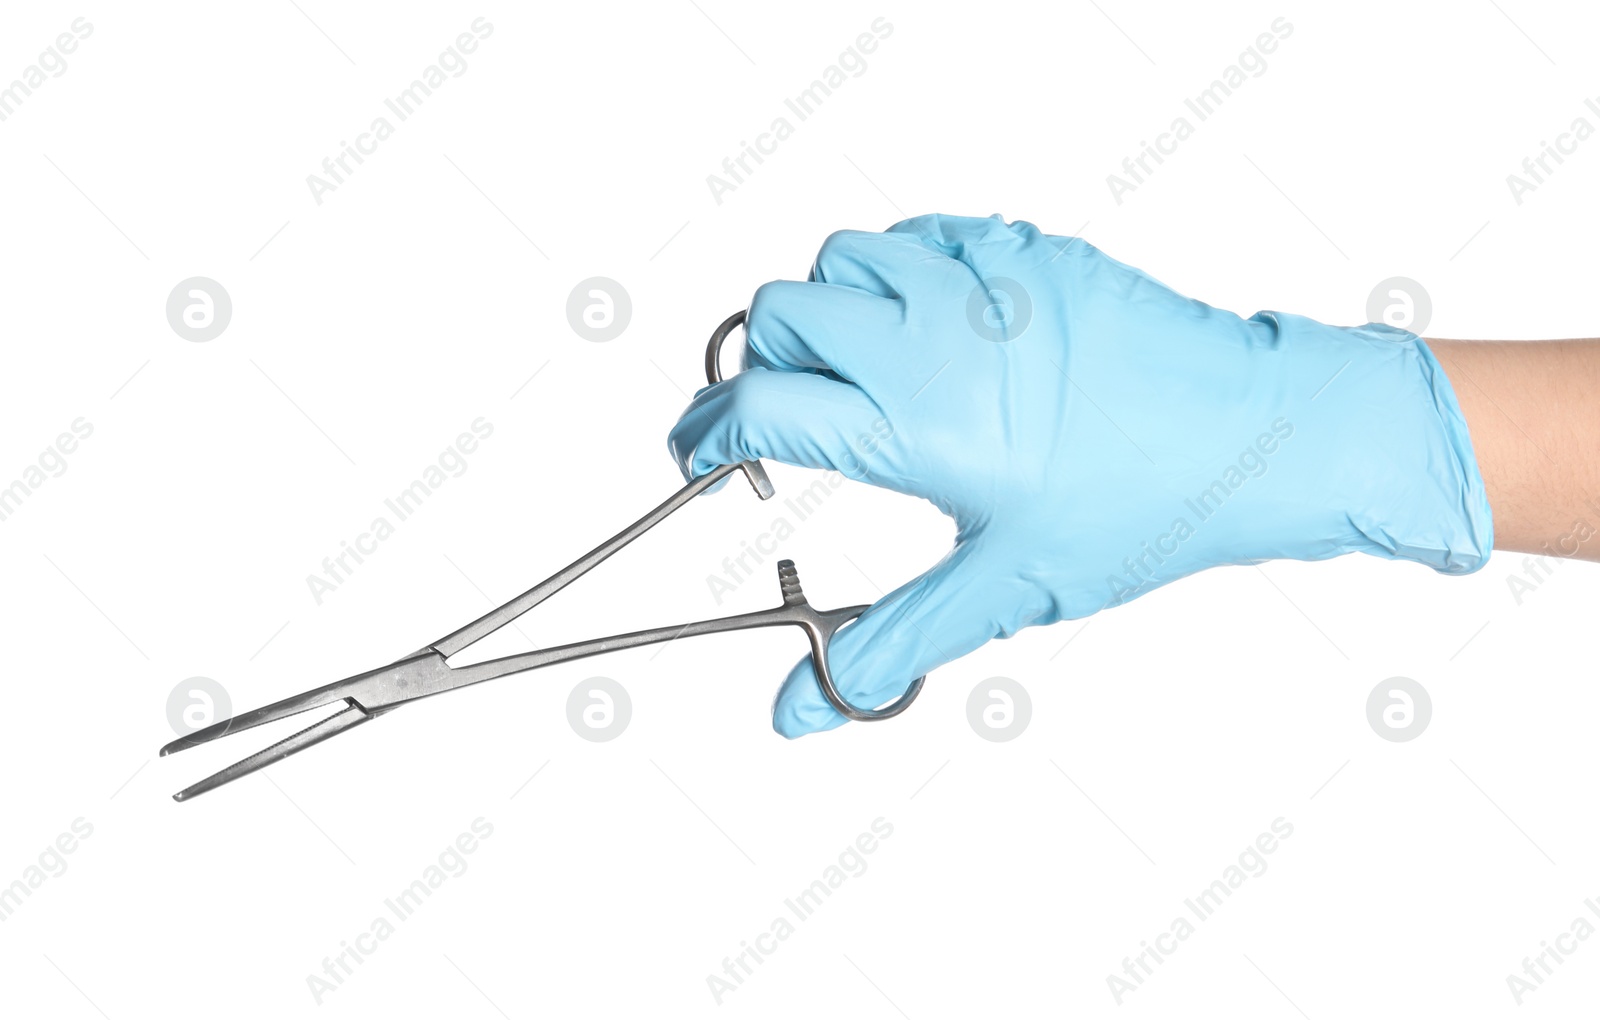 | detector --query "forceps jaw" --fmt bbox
[161,309,926,801]
[158,649,450,801]
[169,703,374,802]
[157,649,446,758]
